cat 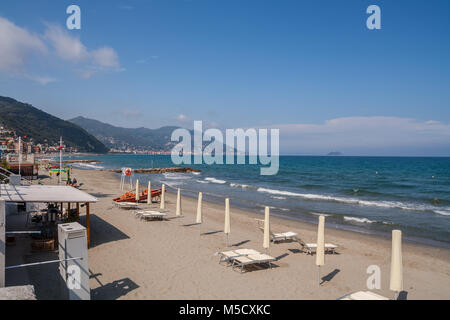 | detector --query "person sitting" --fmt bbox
[71,178,78,188]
